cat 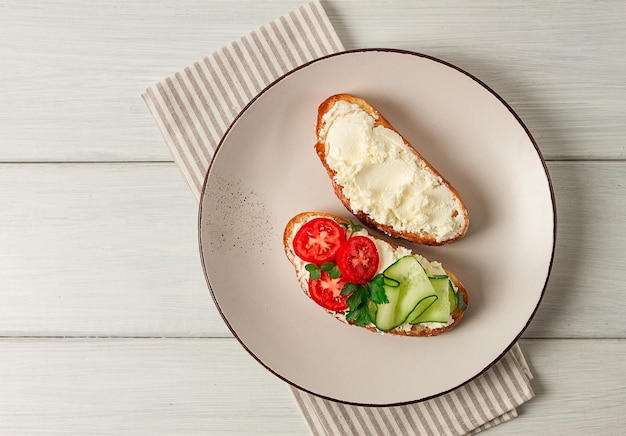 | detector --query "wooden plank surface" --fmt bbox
[0,338,624,434]
[1,1,625,434]
[0,338,309,435]
[0,163,224,337]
